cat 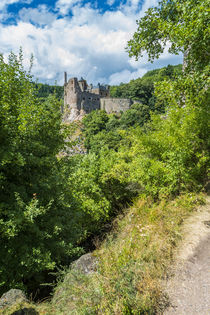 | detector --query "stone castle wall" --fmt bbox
[64,75,133,120]
[100,98,132,114]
